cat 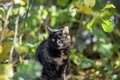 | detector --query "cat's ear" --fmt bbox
[63,26,69,34]
[46,26,54,35]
